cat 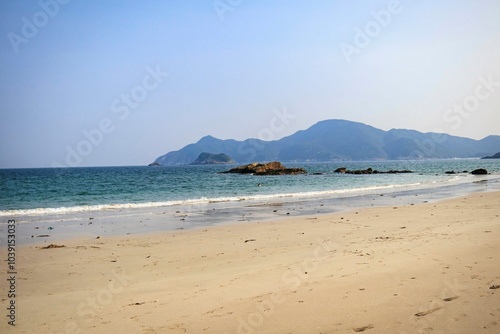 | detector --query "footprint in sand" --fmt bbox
[443,296,459,302]
[414,307,443,317]
[353,324,374,332]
